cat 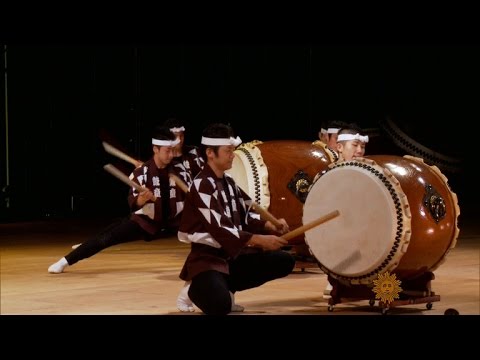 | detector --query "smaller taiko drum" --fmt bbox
[226,140,334,245]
